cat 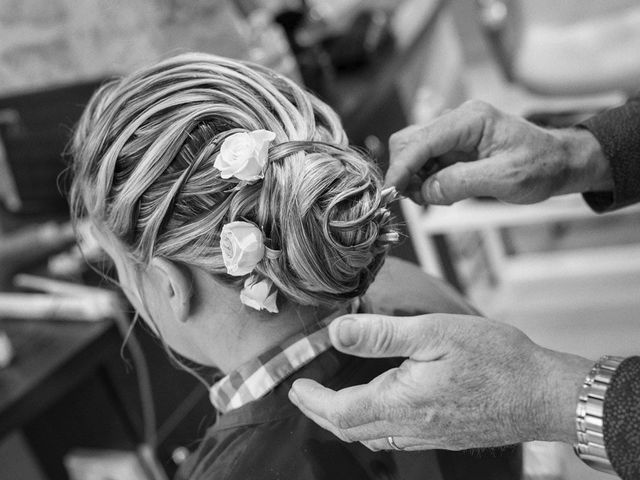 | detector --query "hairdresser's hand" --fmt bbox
[386,100,613,205]
[289,314,592,451]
